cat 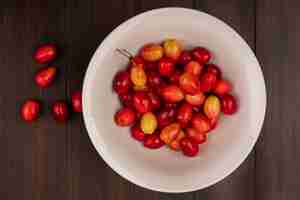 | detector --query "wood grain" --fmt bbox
[1,0,299,199]
[255,0,300,200]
